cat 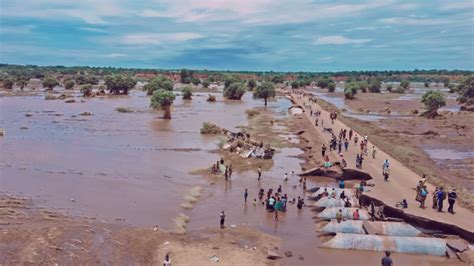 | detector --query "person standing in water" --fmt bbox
[257,166,262,181]
[244,188,248,203]
[220,211,225,229]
